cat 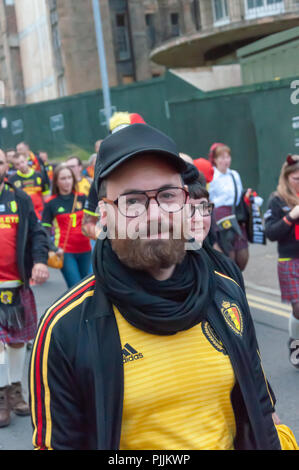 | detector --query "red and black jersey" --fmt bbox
[28,151,42,173]
[0,184,21,285]
[42,192,91,254]
[9,169,50,220]
[44,163,54,182]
